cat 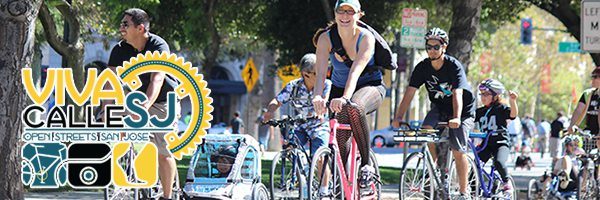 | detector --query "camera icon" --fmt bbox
[67,143,111,188]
